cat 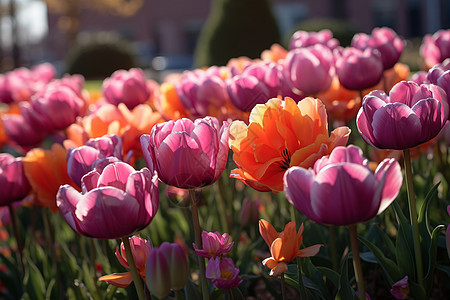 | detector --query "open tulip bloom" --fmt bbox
[284,145,402,226]
[140,116,229,189]
[57,161,159,239]
[357,81,448,150]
